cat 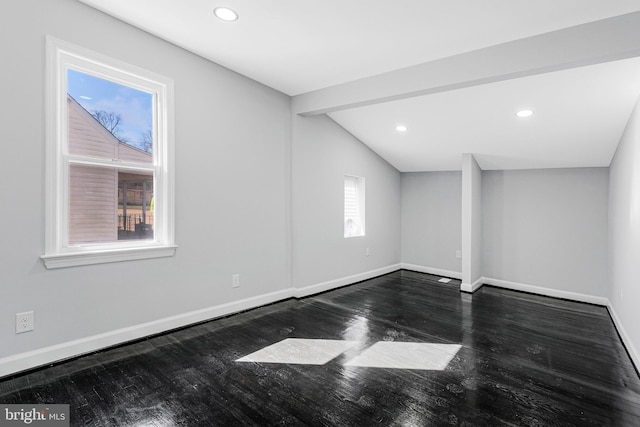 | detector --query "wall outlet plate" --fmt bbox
[16,311,34,334]
[232,274,240,288]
